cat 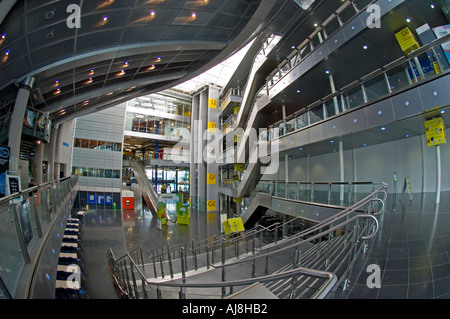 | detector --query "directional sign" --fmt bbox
[208,98,217,109]
[207,173,216,185]
[425,117,447,146]
[207,200,216,211]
